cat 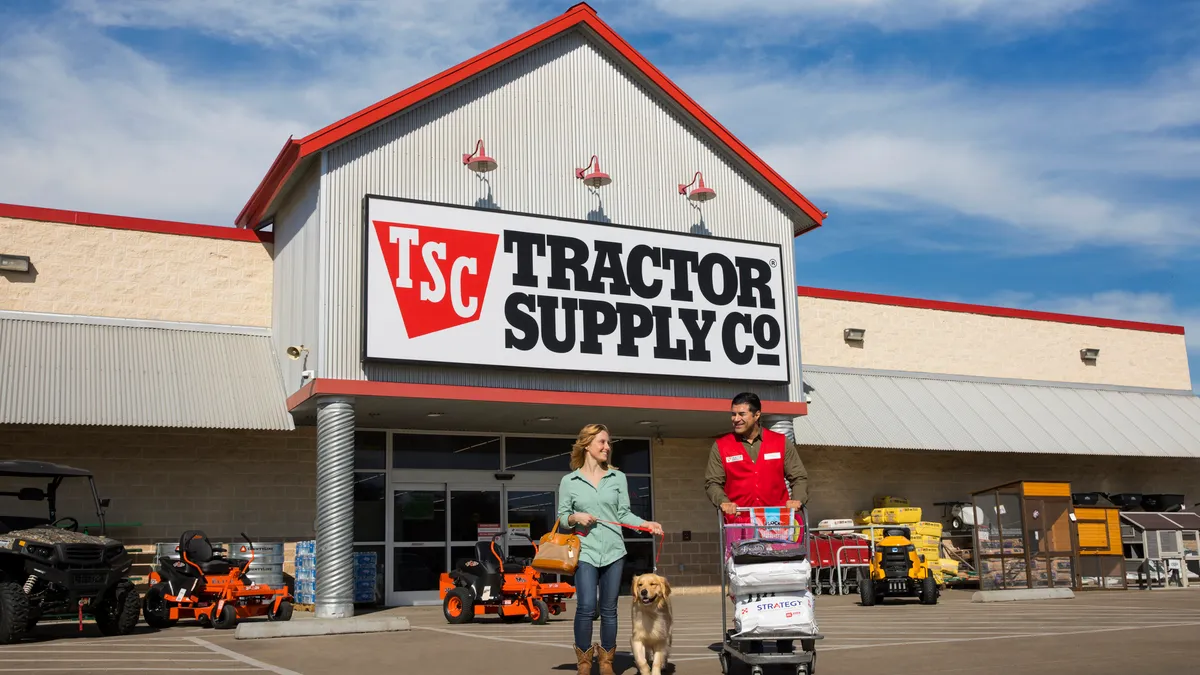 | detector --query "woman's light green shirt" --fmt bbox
[557,468,646,568]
